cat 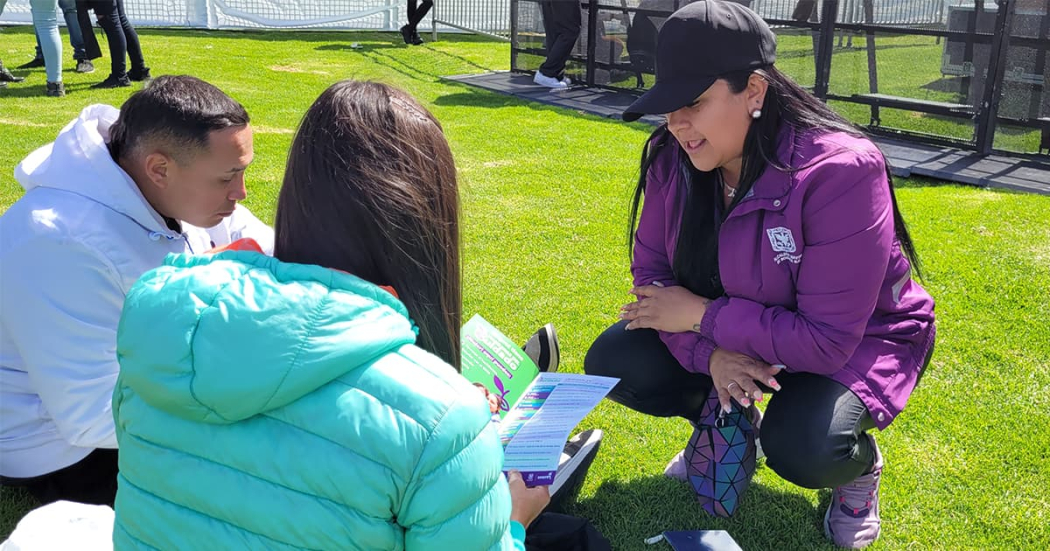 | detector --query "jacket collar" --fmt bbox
[724,123,799,218]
